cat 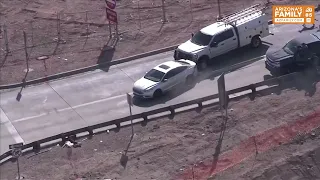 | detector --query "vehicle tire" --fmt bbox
[153,89,163,98]
[174,50,179,60]
[185,75,195,86]
[251,36,261,48]
[197,57,208,71]
[270,71,281,77]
